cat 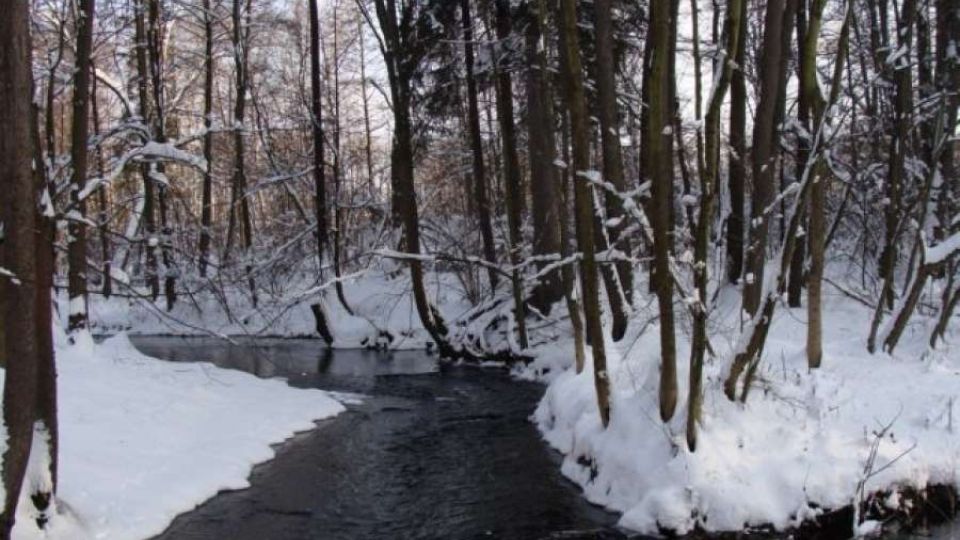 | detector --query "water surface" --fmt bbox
[134,337,627,540]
